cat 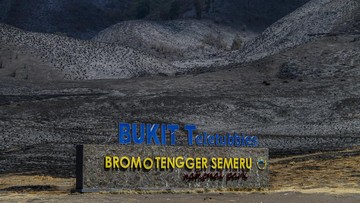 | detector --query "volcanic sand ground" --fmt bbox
[0,148,359,202]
